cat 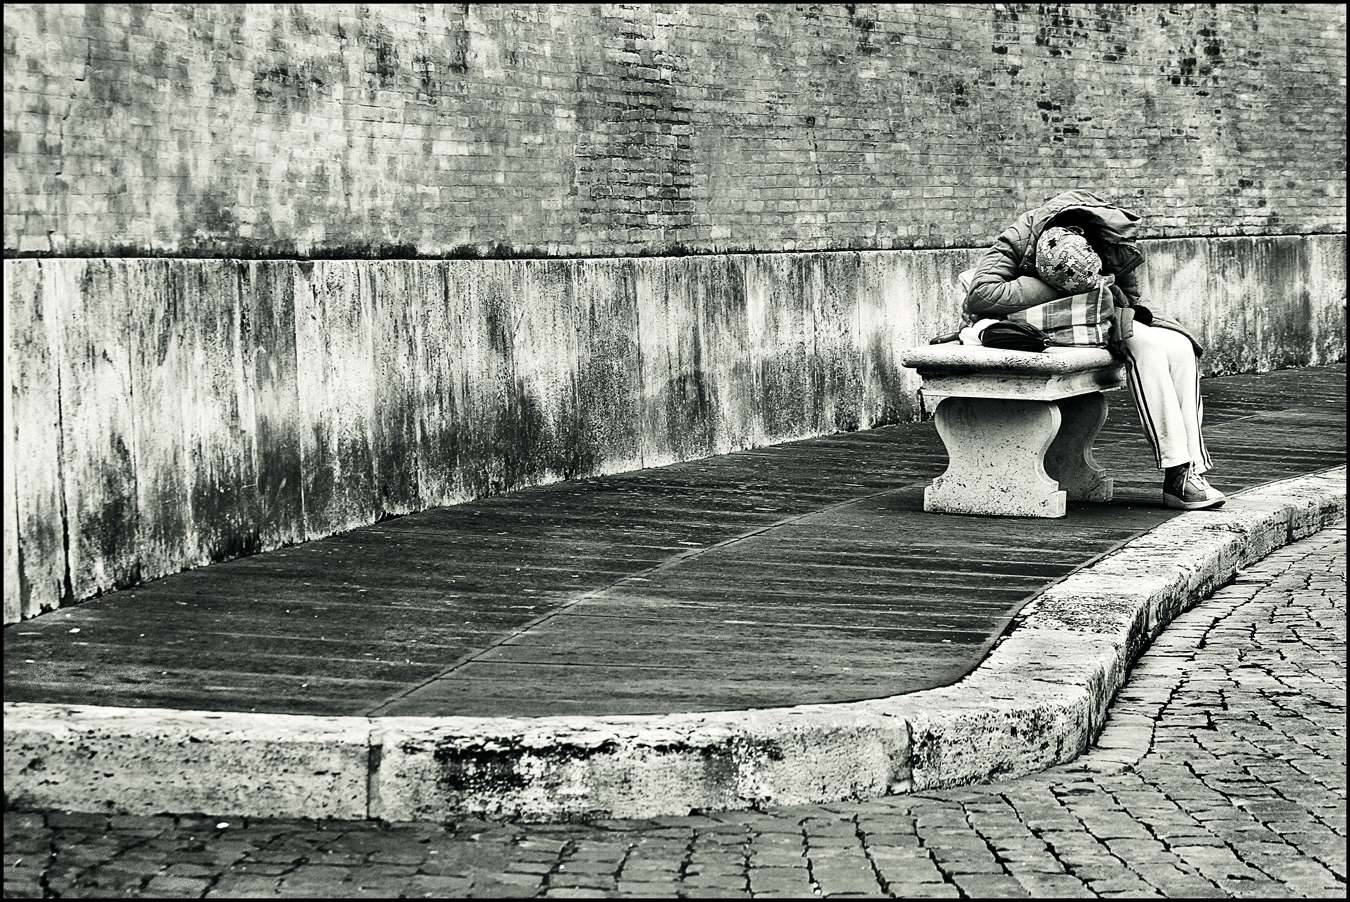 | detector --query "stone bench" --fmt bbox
[901,344,1127,518]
